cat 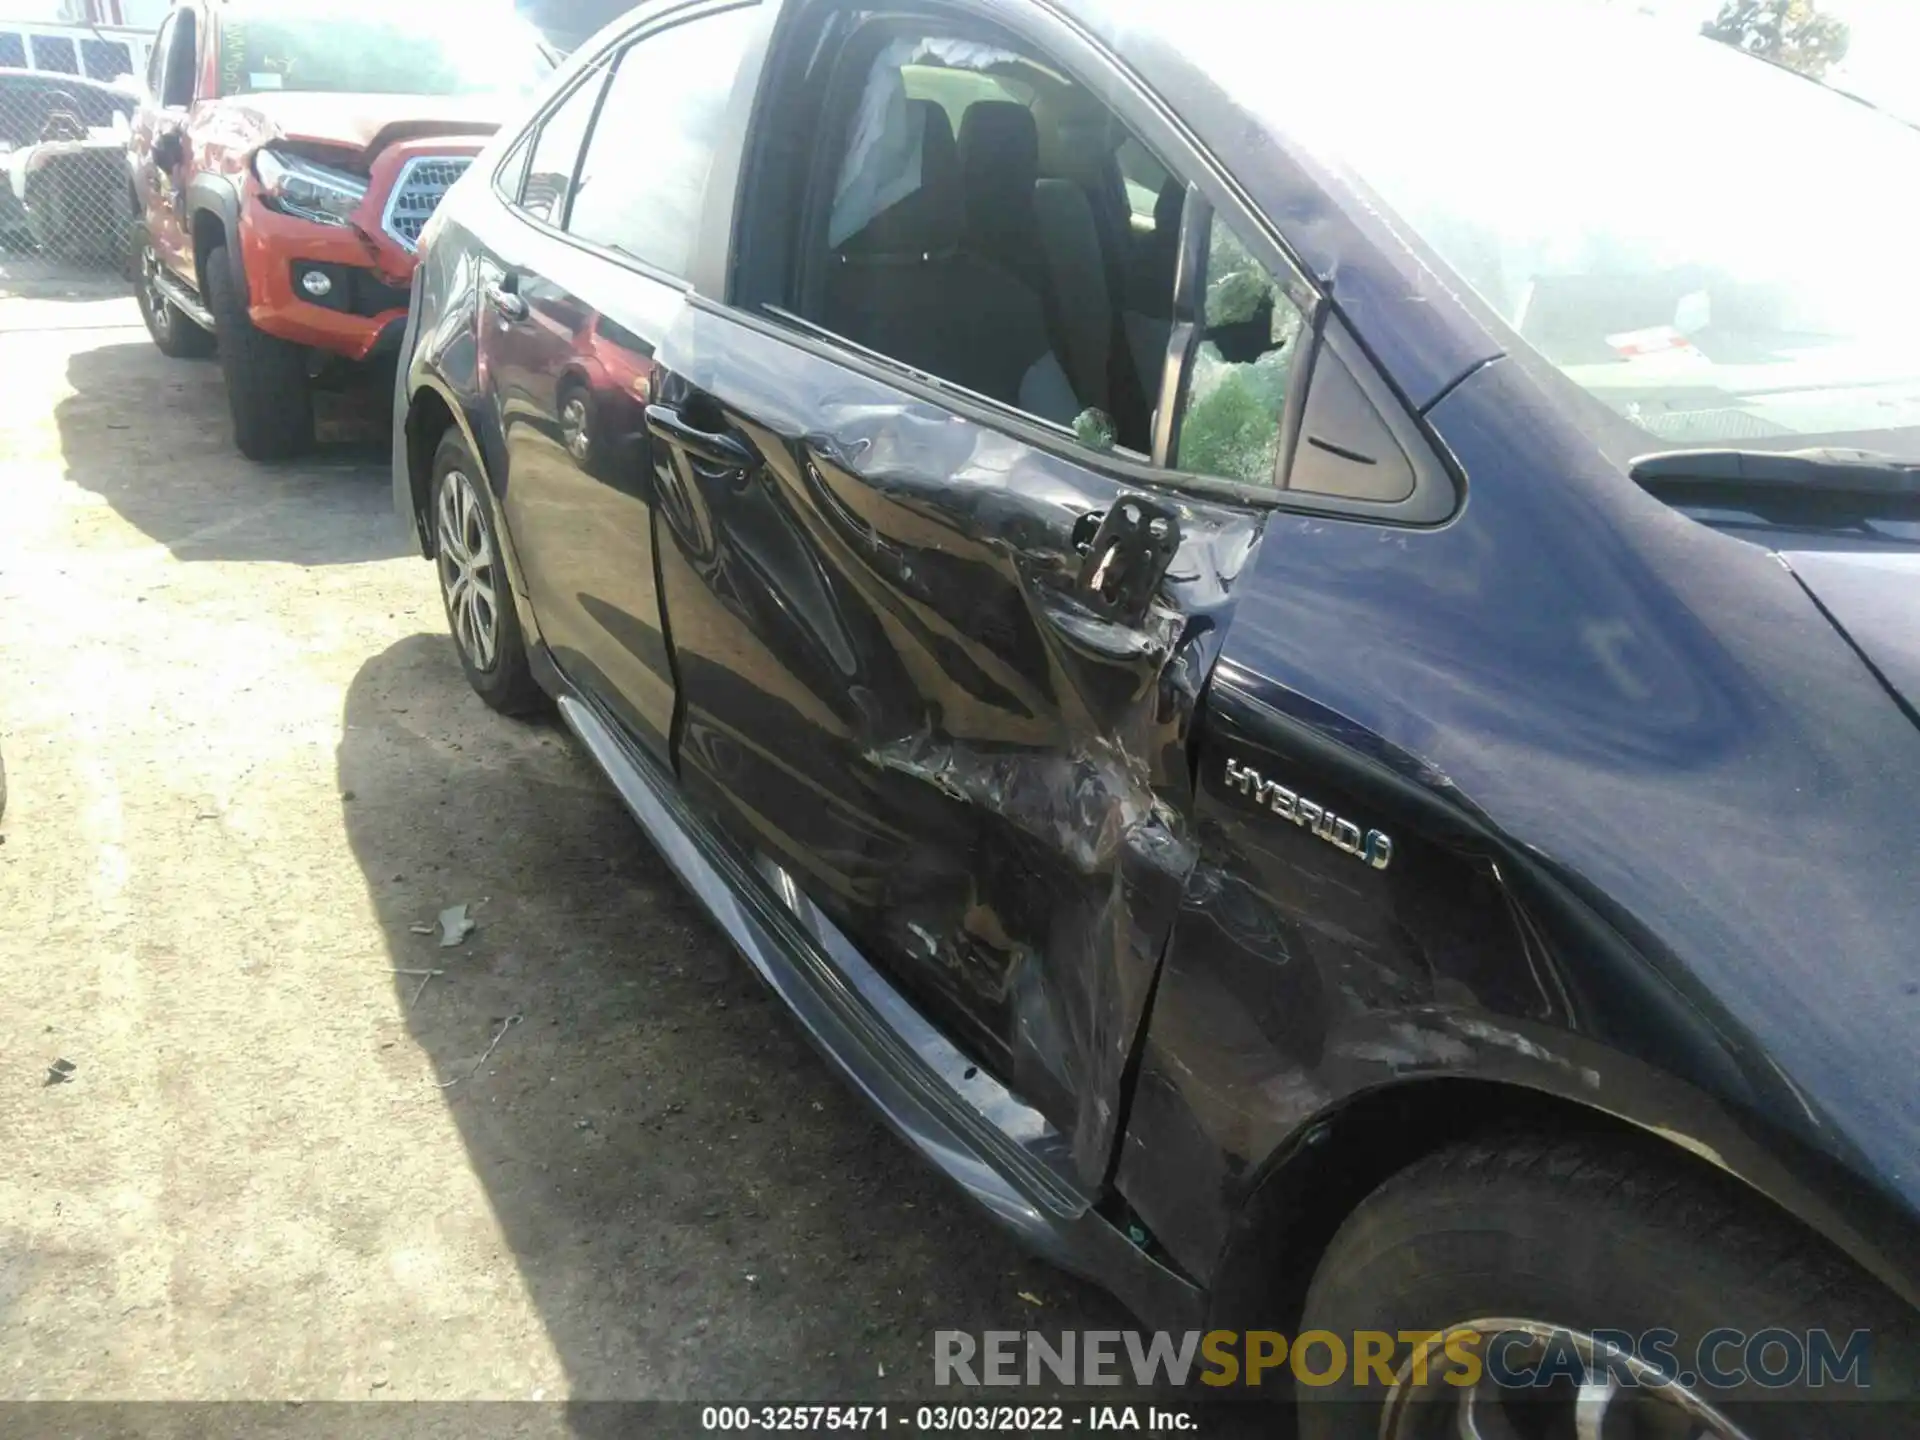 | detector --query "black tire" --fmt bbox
[132,230,215,359]
[429,428,546,717]
[205,242,313,460]
[1298,1133,1917,1440]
